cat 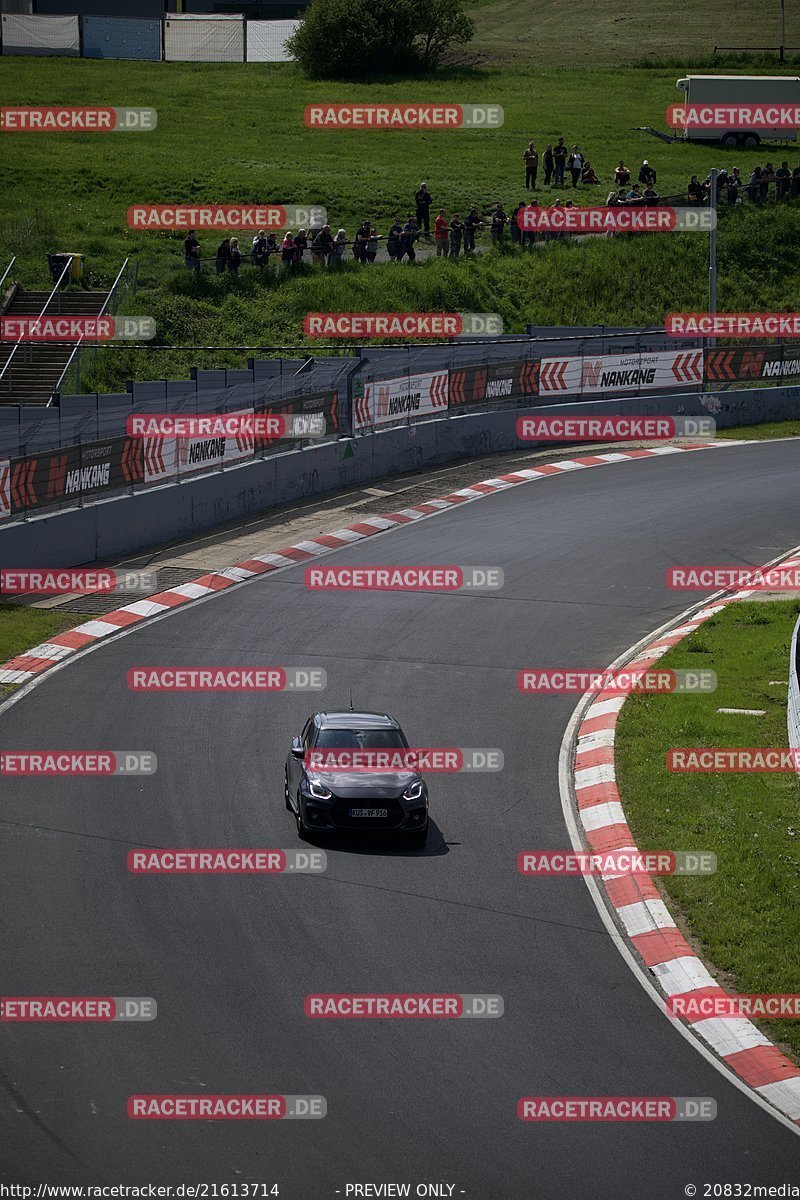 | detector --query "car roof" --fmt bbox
[315,711,398,729]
